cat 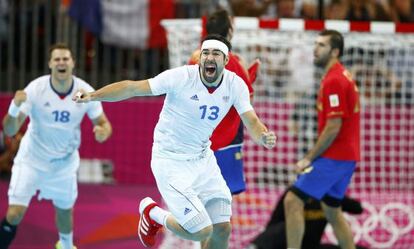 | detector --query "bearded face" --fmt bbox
[199,48,227,84]
[313,35,333,68]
